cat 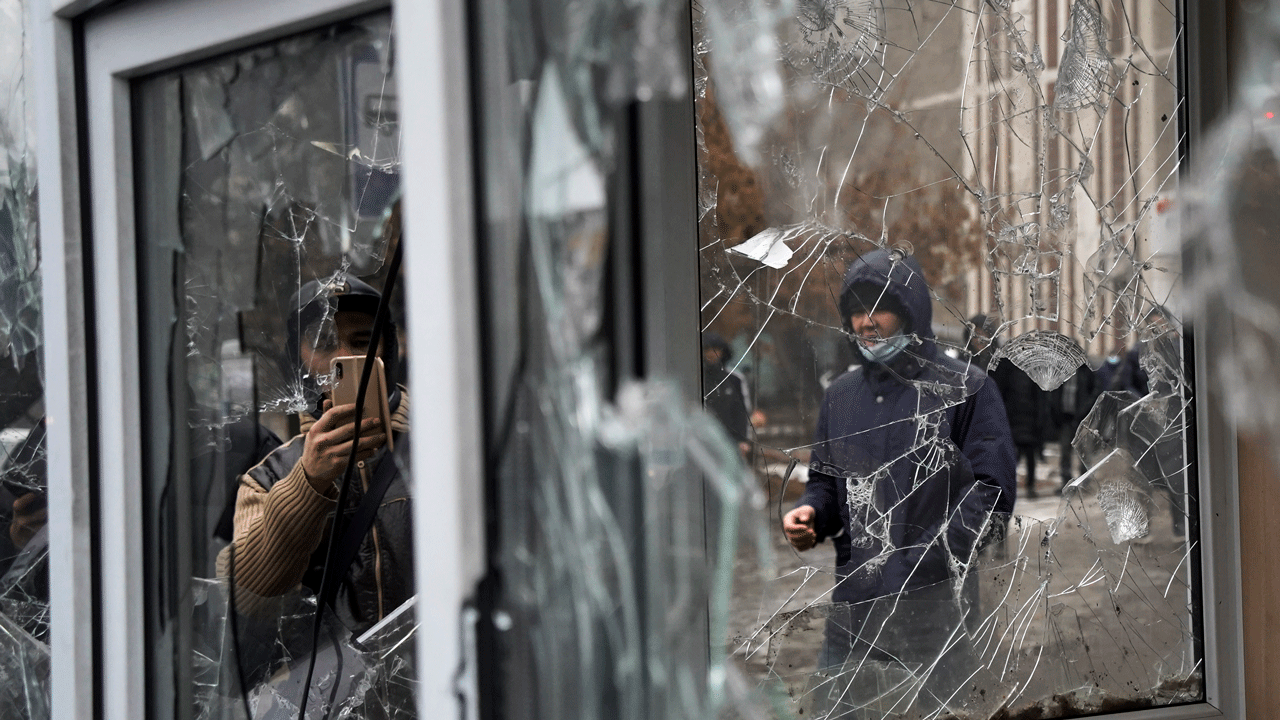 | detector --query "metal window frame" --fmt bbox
[34,0,483,718]
[33,0,96,718]
[1181,1,1245,717]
